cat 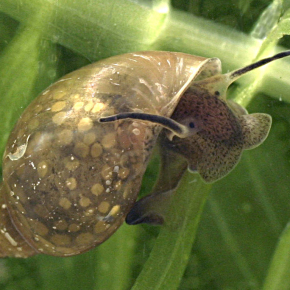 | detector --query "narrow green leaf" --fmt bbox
[93,224,141,290]
[259,7,290,54]
[132,172,212,290]
[263,222,290,290]
[251,0,282,40]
